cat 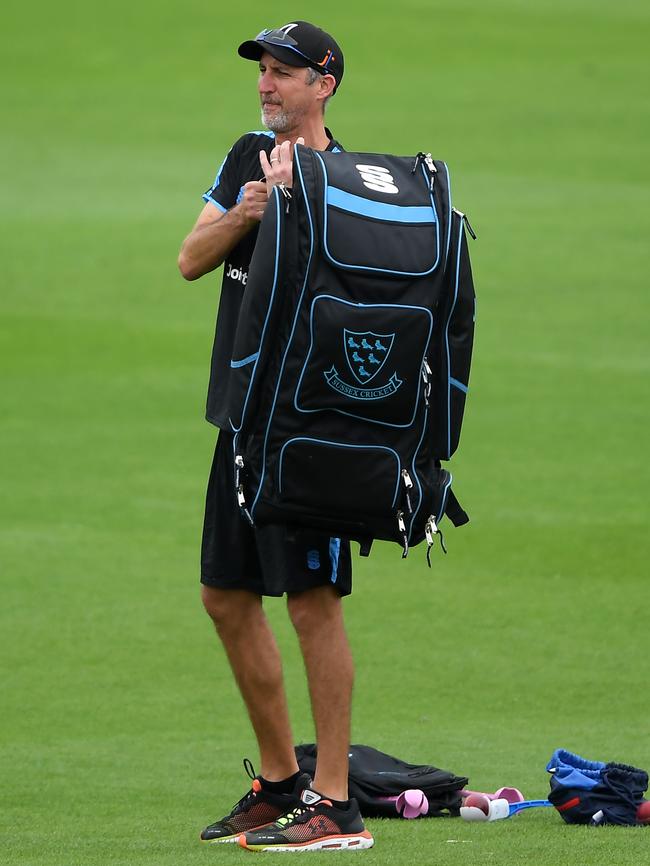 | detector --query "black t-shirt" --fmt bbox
[202,129,343,428]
